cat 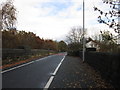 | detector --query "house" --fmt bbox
[85,38,100,51]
